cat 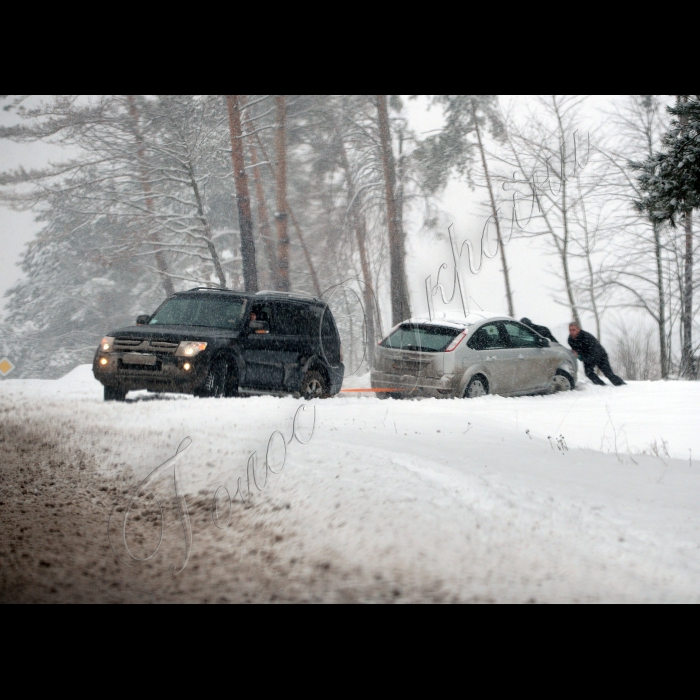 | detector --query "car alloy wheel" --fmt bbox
[551,369,574,392]
[301,371,327,400]
[465,376,488,398]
